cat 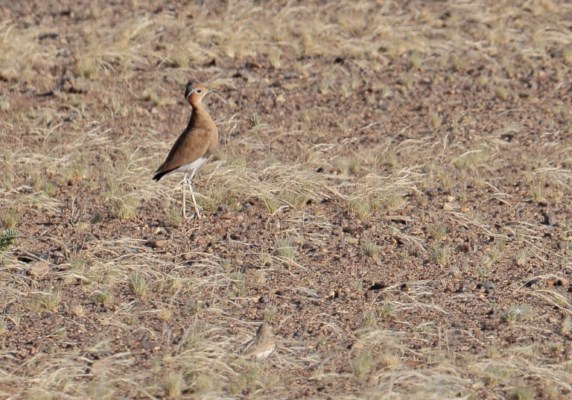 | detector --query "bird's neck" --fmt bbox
[190,98,203,108]
[189,103,209,125]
